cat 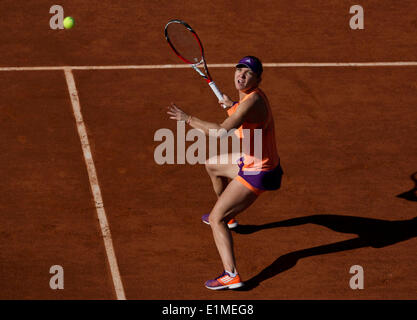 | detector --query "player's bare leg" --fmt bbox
[208,179,258,273]
[205,153,241,197]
